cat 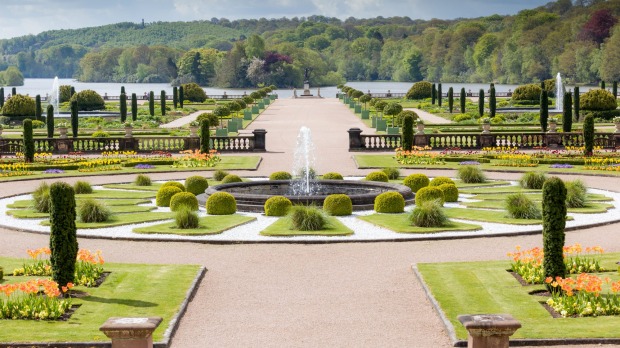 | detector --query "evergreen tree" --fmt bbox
[173,86,178,109]
[402,114,414,151]
[49,182,78,288]
[613,81,618,98]
[160,90,166,116]
[200,119,210,154]
[540,90,549,132]
[574,87,580,122]
[46,105,54,138]
[70,100,79,137]
[489,87,496,118]
[35,95,42,121]
[131,93,137,121]
[478,89,485,117]
[149,91,155,116]
[601,80,606,89]
[437,83,442,107]
[460,87,466,113]
[179,86,184,108]
[431,84,436,105]
[120,93,127,123]
[562,92,573,132]
[23,118,34,163]
[448,87,454,113]
[583,114,595,156]
[0,87,4,108]
[543,177,567,292]
[120,86,126,95]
